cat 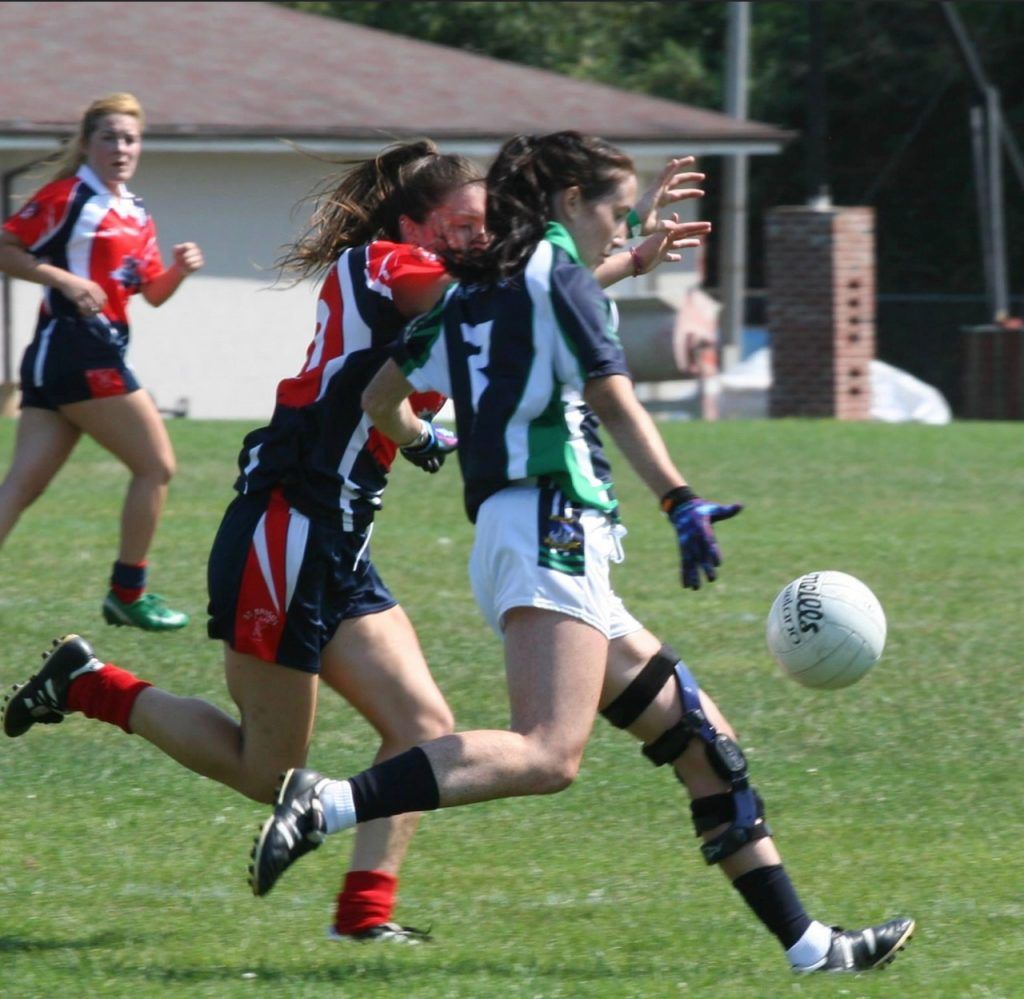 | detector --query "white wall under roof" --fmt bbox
[5,149,351,420]
[3,147,702,420]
